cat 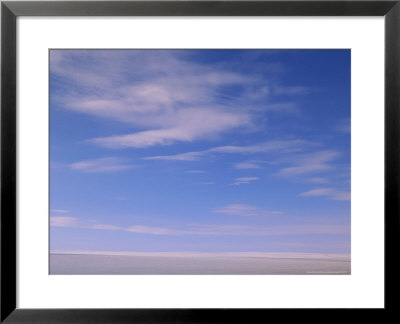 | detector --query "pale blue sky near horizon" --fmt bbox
[50,49,350,254]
